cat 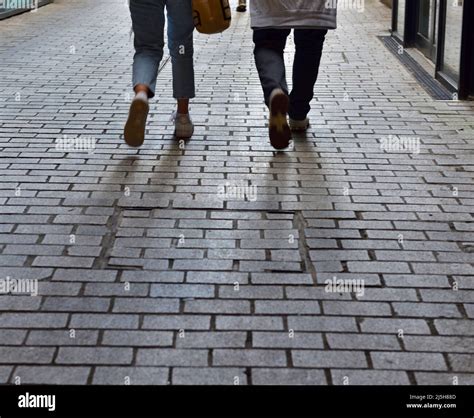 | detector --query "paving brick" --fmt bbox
[150,284,215,298]
[288,316,358,332]
[404,336,474,353]
[14,366,90,384]
[26,330,99,346]
[393,302,461,318]
[93,367,169,385]
[415,372,474,385]
[327,333,401,351]
[113,298,179,313]
[176,332,247,348]
[172,368,246,385]
[186,271,249,284]
[219,285,283,299]
[137,349,208,366]
[360,318,431,334]
[184,299,250,314]
[102,331,173,347]
[142,315,211,330]
[0,347,55,364]
[42,297,110,312]
[292,350,367,368]
[216,316,284,331]
[253,368,327,385]
[448,354,474,372]
[331,370,410,385]
[0,330,27,345]
[70,314,139,329]
[213,349,287,367]
[371,352,447,371]
[0,313,68,329]
[0,366,12,383]
[253,332,324,349]
[56,347,133,365]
